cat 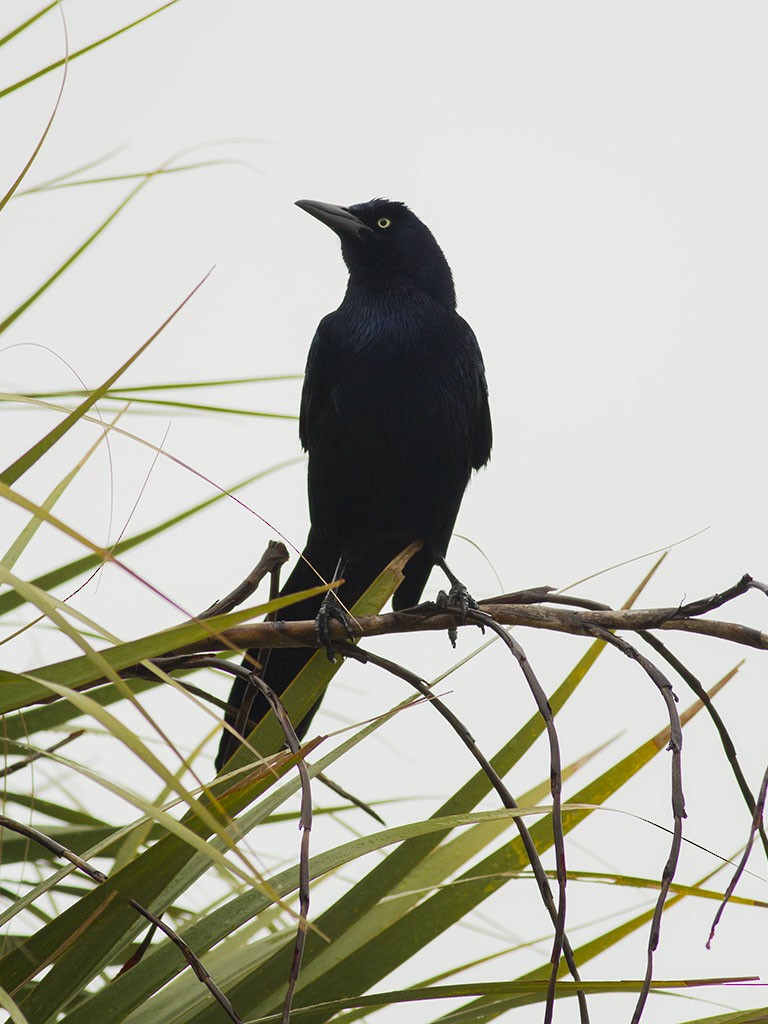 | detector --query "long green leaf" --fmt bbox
[178,978,765,1019]
[22,375,301,396]
[1,793,108,829]
[0,3,57,48]
[0,678,156,743]
[679,1009,768,1024]
[0,986,29,1024]
[11,147,124,190]
[1,179,150,337]
[1,410,124,571]
[0,268,211,480]
[28,394,298,419]
[0,3,181,100]
[0,458,300,617]
[0,5,67,213]
[224,641,608,1021]
[14,158,260,196]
